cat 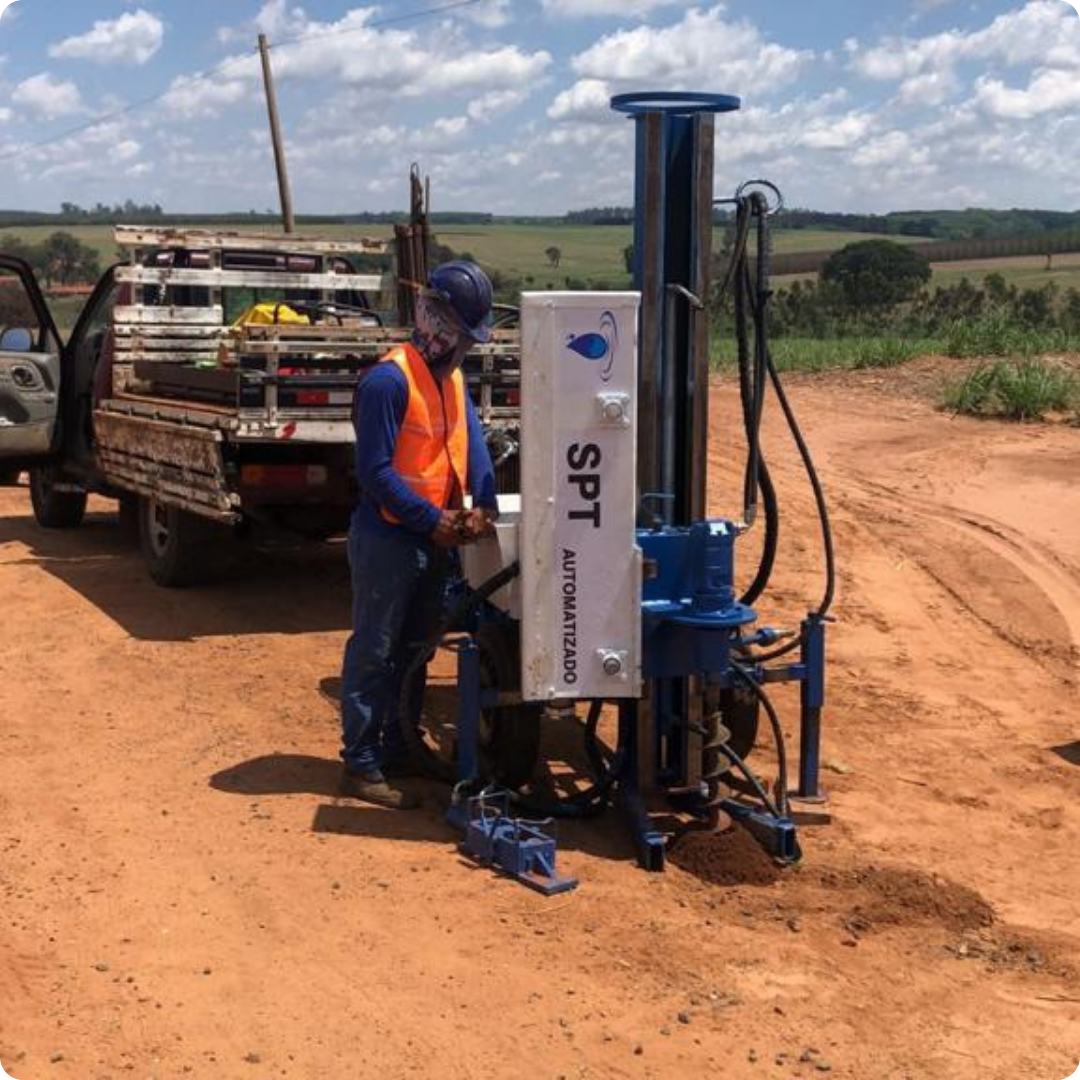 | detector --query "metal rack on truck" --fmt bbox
[0,226,522,585]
